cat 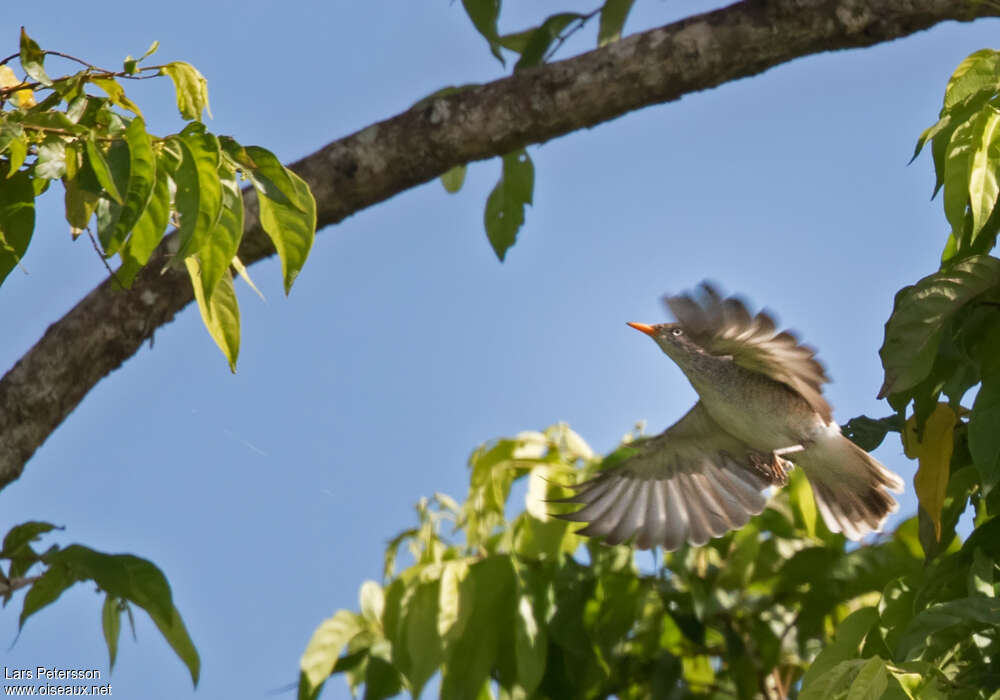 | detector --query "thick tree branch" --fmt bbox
[0,0,993,491]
